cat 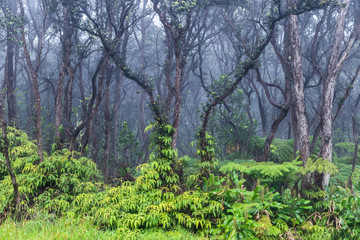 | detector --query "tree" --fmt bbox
[318,0,358,188]
[18,0,48,162]
[197,0,337,177]
[2,0,18,126]
[53,0,76,150]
